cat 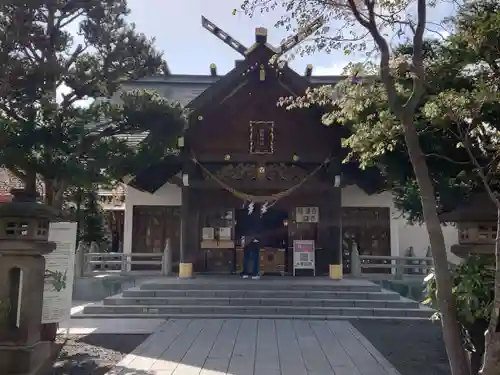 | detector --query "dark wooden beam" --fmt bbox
[189,179,333,191]
[277,16,324,56]
[255,27,267,44]
[305,64,313,77]
[201,16,248,56]
[193,153,332,164]
[210,63,217,76]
